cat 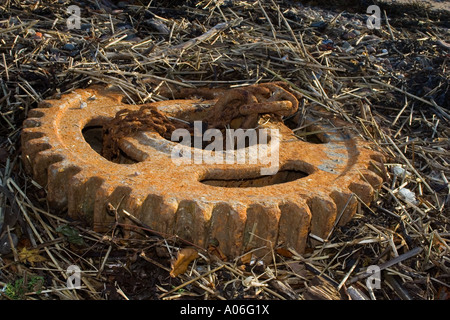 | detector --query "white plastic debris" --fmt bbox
[398,188,418,205]
[392,165,411,177]
[242,276,267,288]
